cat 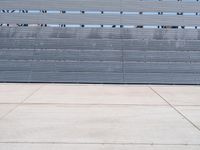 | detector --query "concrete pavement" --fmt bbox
[0,83,200,150]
